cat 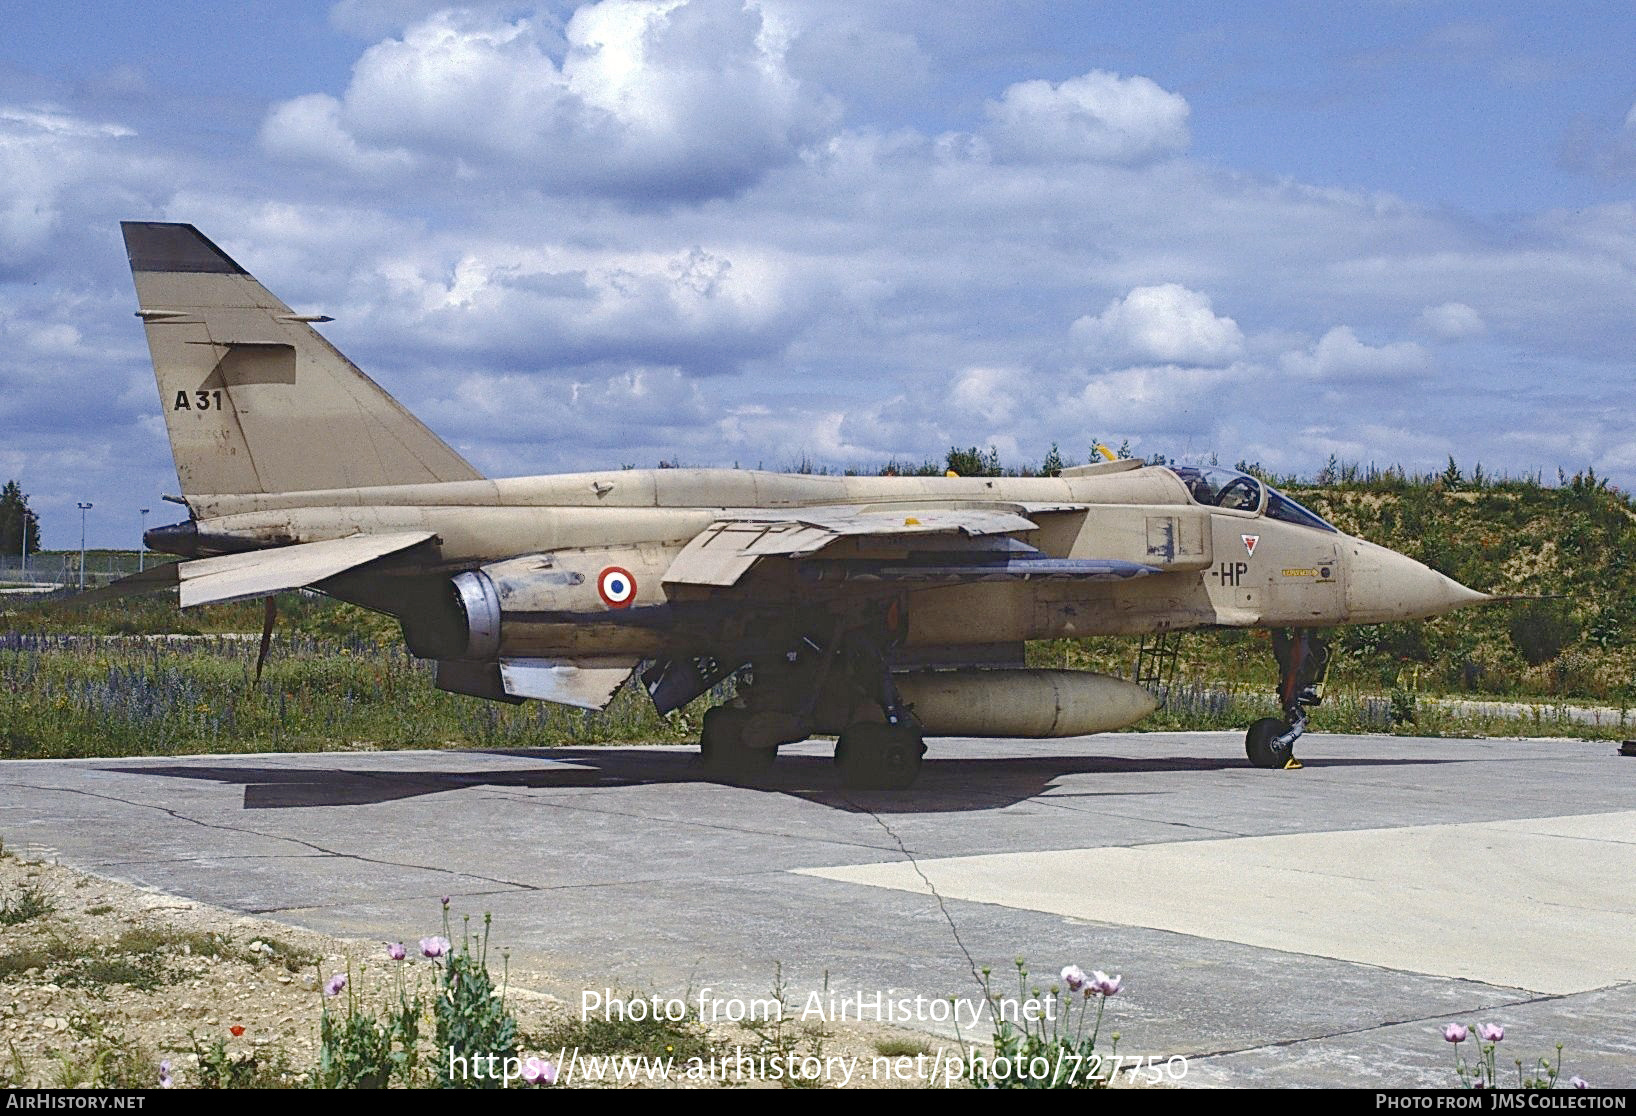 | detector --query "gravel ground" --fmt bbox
[0,846,988,1089]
